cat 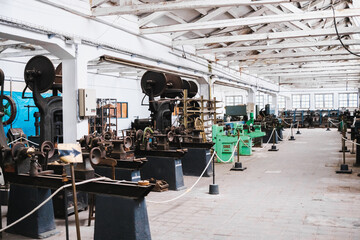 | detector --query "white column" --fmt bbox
[62,45,91,143]
[247,87,257,114]
[272,93,278,115]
